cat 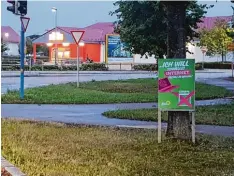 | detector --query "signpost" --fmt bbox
[20,16,30,99]
[158,59,195,143]
[71,30,85,87]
